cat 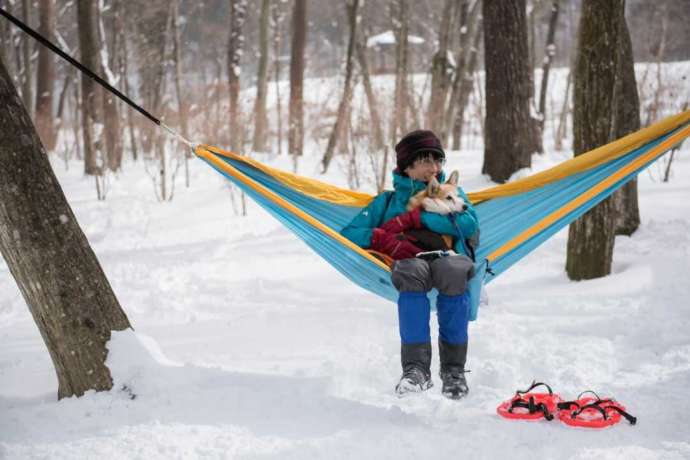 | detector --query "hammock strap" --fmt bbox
[0,6,193,148]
